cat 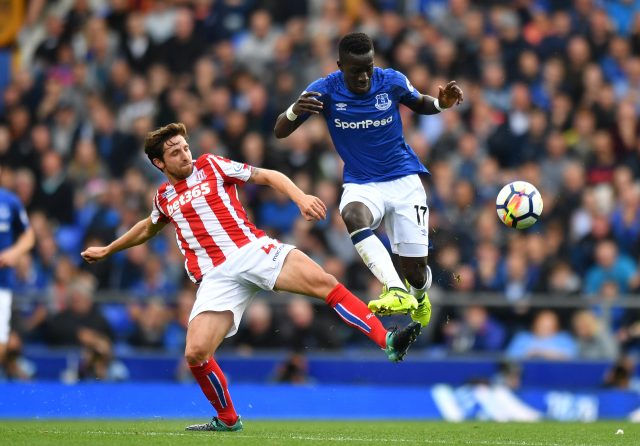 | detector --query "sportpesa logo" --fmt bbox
[334,115,393,129]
